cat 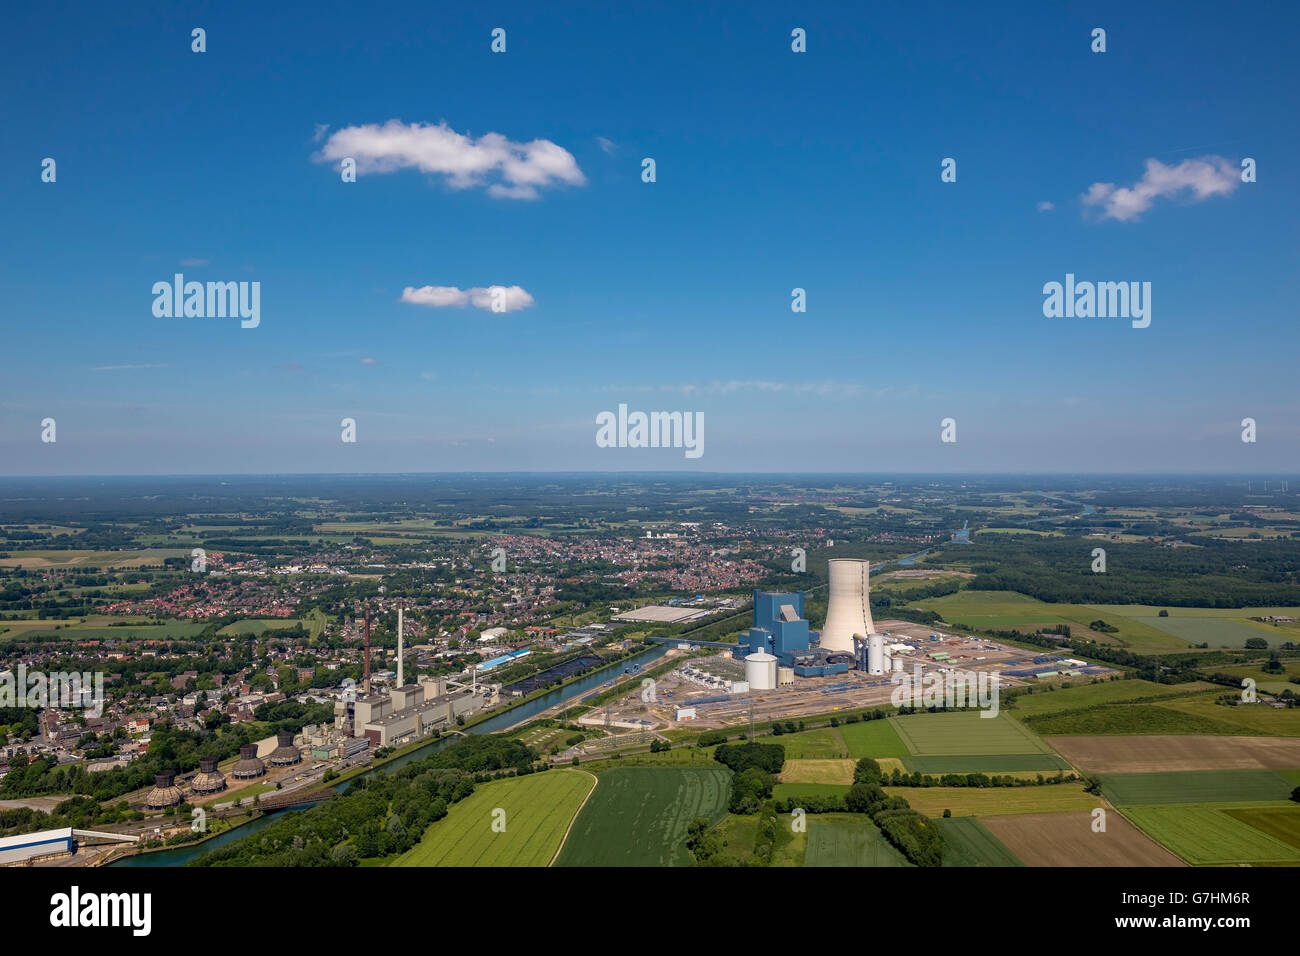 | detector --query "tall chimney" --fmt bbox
[397,605,405,687]
[363,613,371,696]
